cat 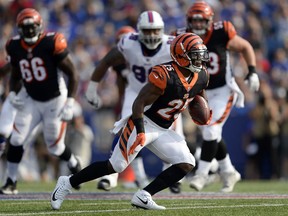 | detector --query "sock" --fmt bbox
[143,164,188,196]
[0,135,6,157]
[6,144,24,183]
[58,147,78,167]
[218,154,235,173]
[200,140,218,161]
[195,160,212,176]
[69,161,114,188]
[215,139,228,160]
[68,154,78,168]
[7,162,19,182]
